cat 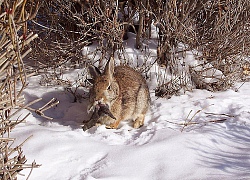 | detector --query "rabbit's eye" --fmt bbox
[107,85,111,90]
